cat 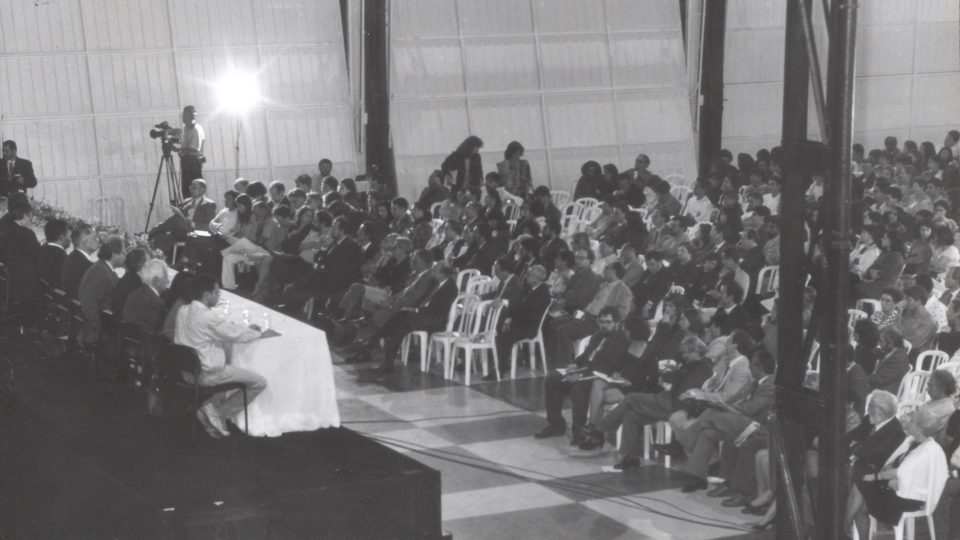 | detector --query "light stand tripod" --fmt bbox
[144,140,182,233]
